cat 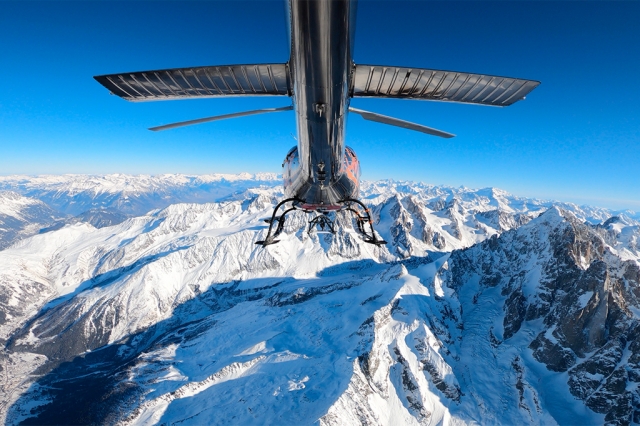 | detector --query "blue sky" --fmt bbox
[1,1,639,210]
